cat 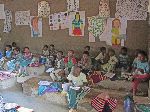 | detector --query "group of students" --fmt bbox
[41,45,150,96]
[0,43,149,112]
